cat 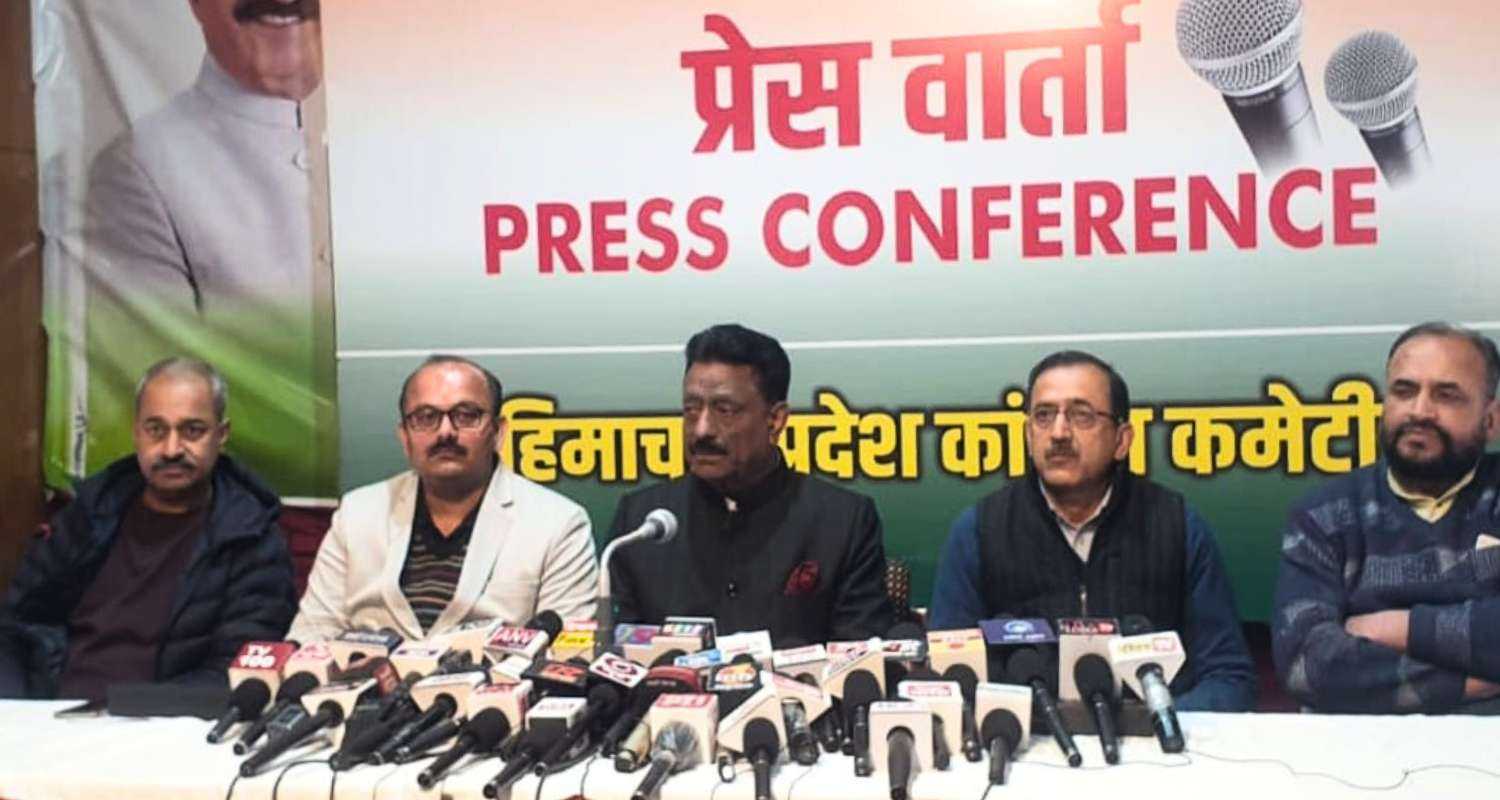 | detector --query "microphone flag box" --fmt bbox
[548,629,596,662]
[647,693,720,764]
[716,630,773,662]
[590,652,650,689]
[1056,617,1119,702]
[979,618,1056,647]
[485,624,551,662]
[716,683,786,755]
[616,623,662,665]
[822,639,886,697]
[868,701,935,775]
[468,679,532,731]
[764,669,832,723]
[676,649,725,671]
[896,680,963,757]
[926,628,986,680]
[228,642,297,692]
[433,618,503,661]
[328,630,403,670]
[654,623,712,656]
[771,643,828,683]
[489,654,533,685]
[664,615,718,649]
